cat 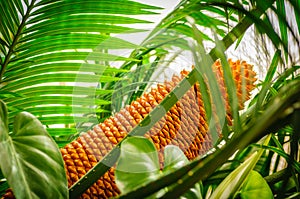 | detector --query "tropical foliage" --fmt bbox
[0,0,299,198]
